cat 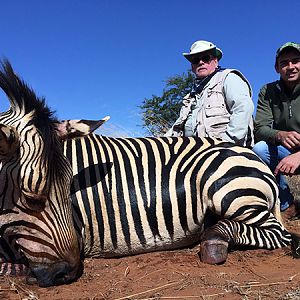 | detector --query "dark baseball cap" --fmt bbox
[276,42,300,61]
